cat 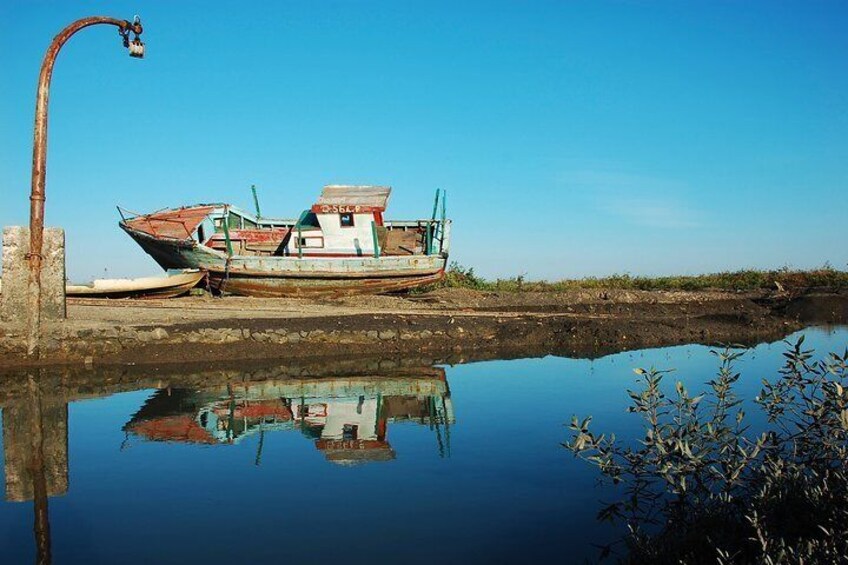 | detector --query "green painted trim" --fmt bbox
[431,188,440,221]
[222,208,234,256]
[371,221,381,258]
[251,184,262,219]
[441,189,446,223]
[294,209,309,259]
[438,189,447,253]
